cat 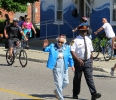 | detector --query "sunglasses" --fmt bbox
[58,41,64,44]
